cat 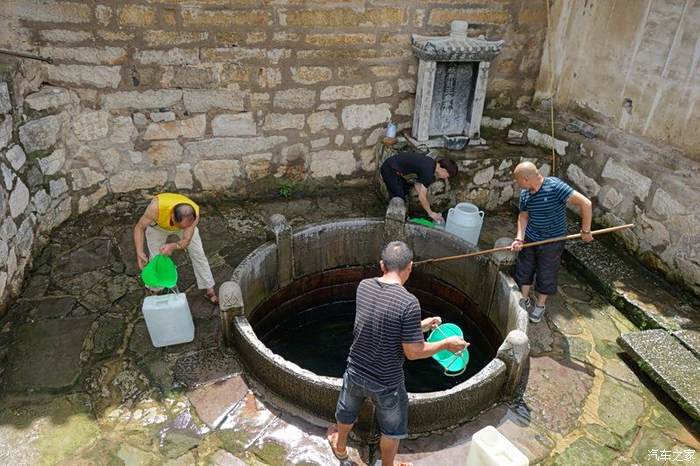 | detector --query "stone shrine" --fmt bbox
[411,21,504,147]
